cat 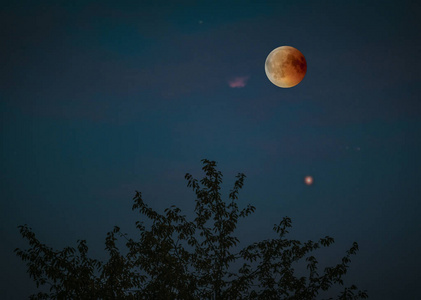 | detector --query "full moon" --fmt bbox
[265,46,307,88]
